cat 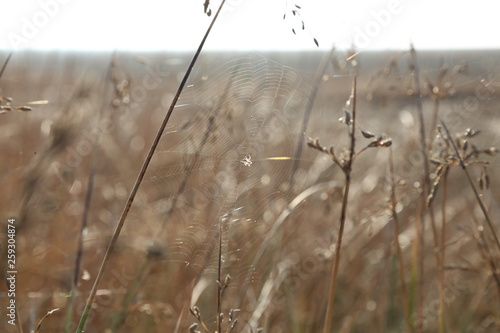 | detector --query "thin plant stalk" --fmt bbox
[110,259,150,331]
[75,2,227,331]
[291,45,336,185]
[439,119,500,252]
[471,215,500,298]
[438,166,449,333]
[322,76,357,333]
[409,218,419,329]
[238,179,342,309]
[409,46,441,333]
[430,98,440,146]
[409,49,426,332]
[65,53,115,333]
[36,309,60,333]
[111,63,238,332]
[388,148,413,333]
[217,216,224,332]
[0,52,12,80]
